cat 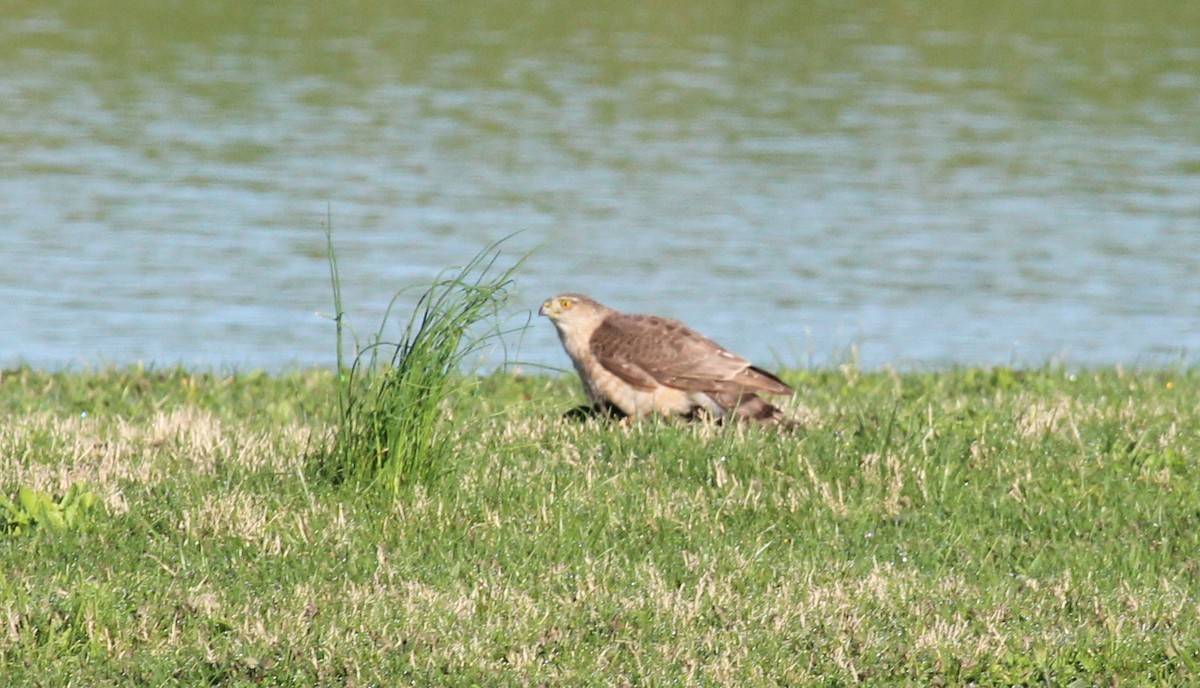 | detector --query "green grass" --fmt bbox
[1,365,1198,685]
[317,232,519,491]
